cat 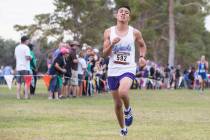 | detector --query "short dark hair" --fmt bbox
[117,5,131,13]
[21,36,29,43]
[28,43,34,50]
